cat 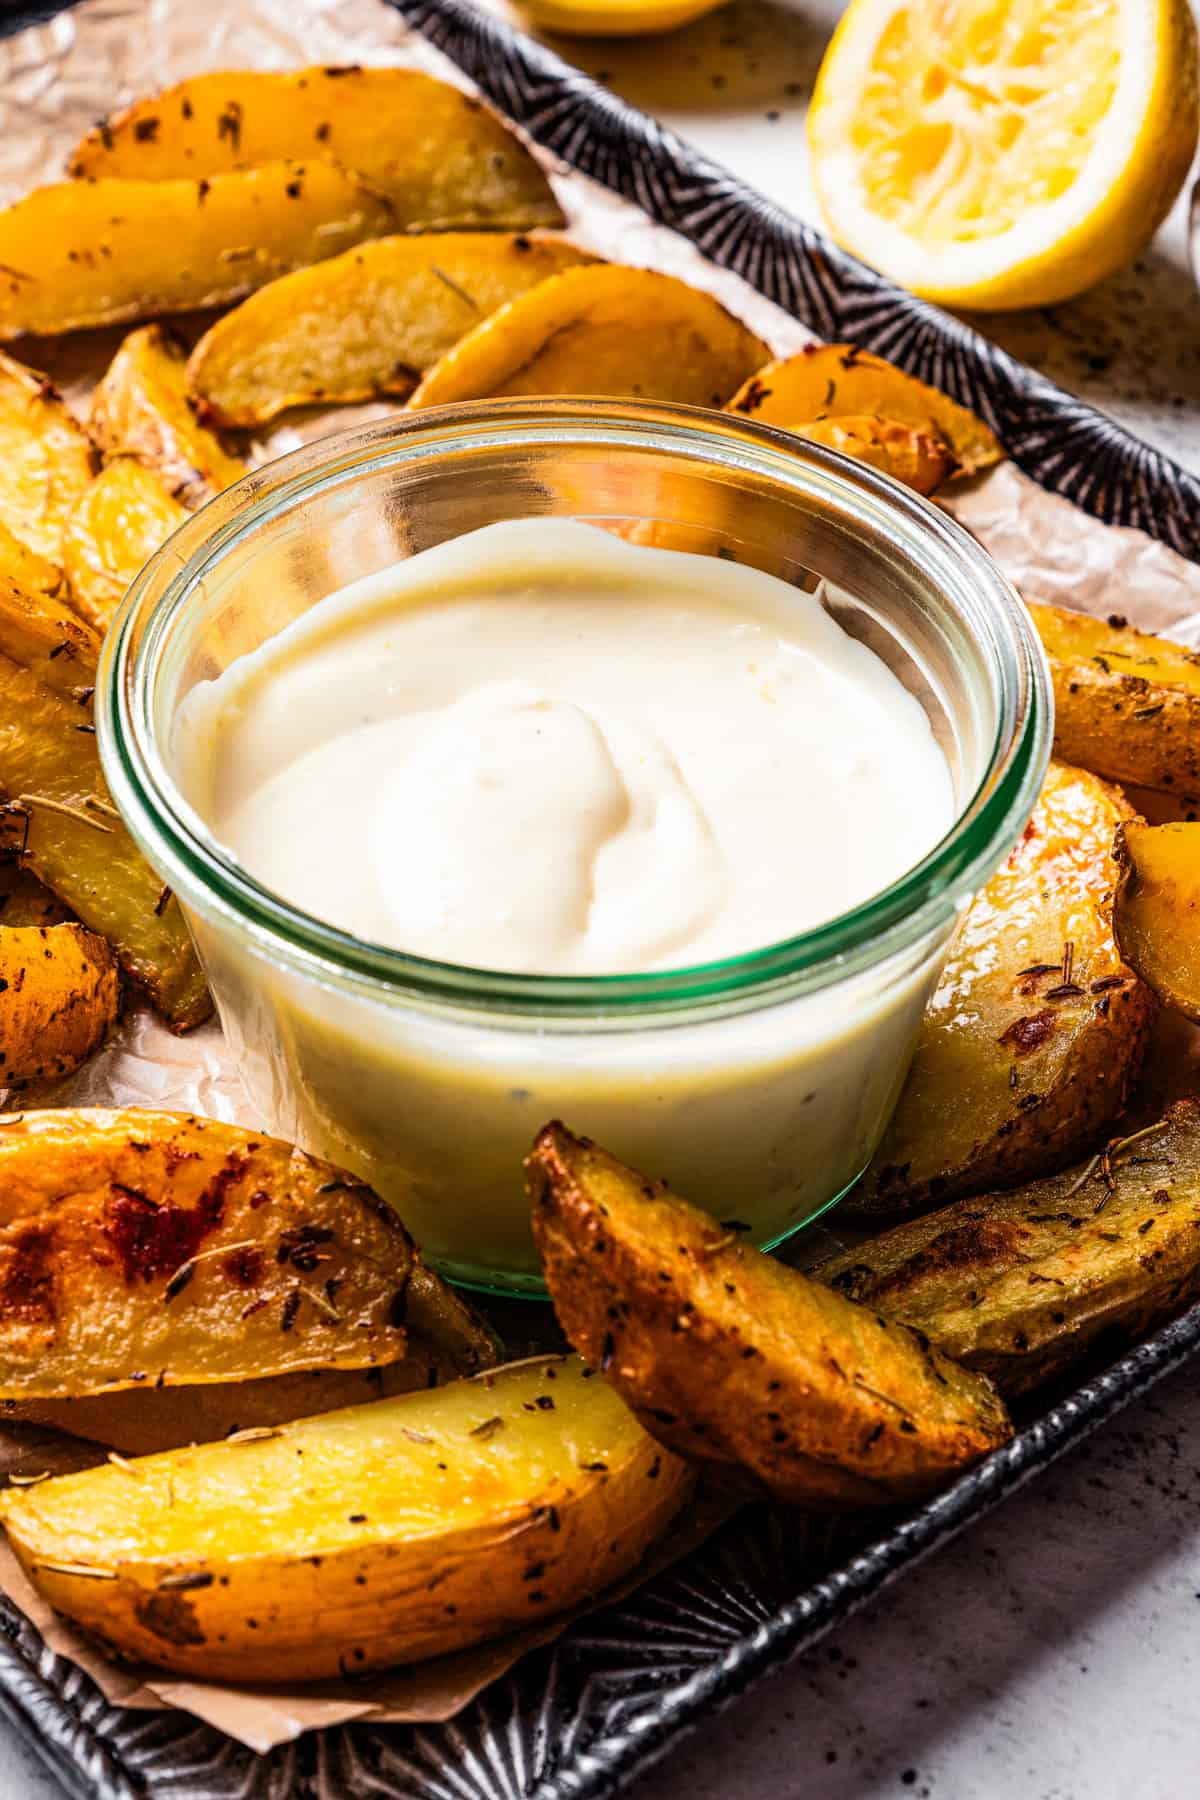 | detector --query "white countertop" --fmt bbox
[4,3,1200,1795]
